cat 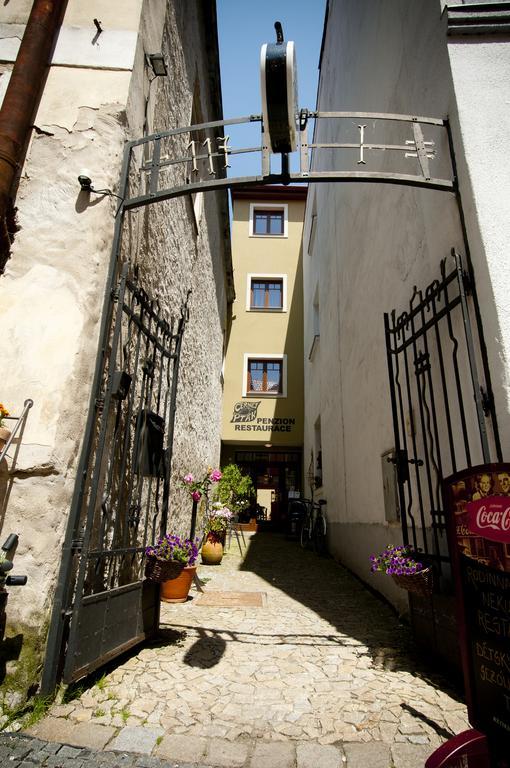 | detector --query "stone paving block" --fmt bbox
[26,719,116,751]
[56,745,83,760]
[205,738,250,767]
[343,741,391,768]
[154,733,207,763]
[296,741,343,768]
[249,741,295,768]
[109,727,164,755]
[391,742,434,768]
